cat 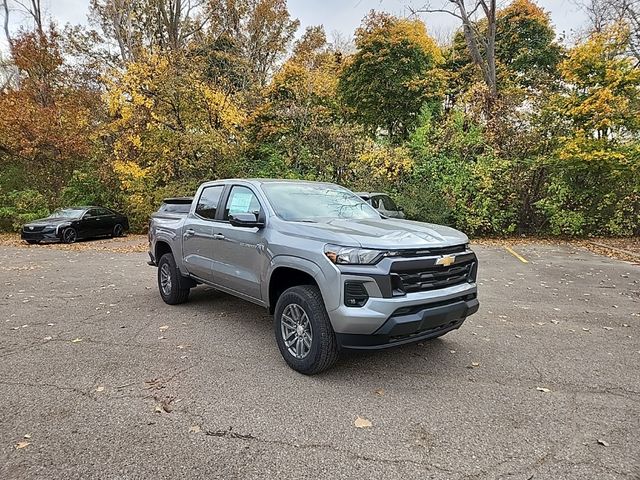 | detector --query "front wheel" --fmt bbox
[274,285,339,375]
[157,253,190,305]
[62,227,77,244]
